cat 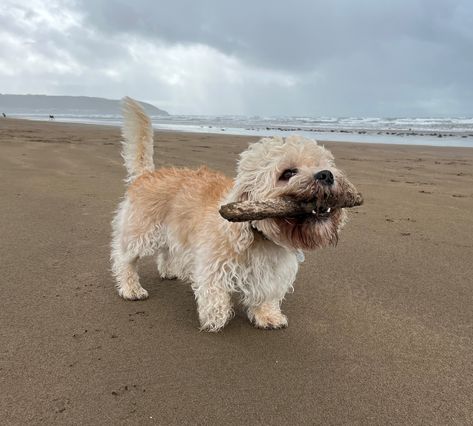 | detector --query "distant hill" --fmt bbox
[0,94,169,116]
